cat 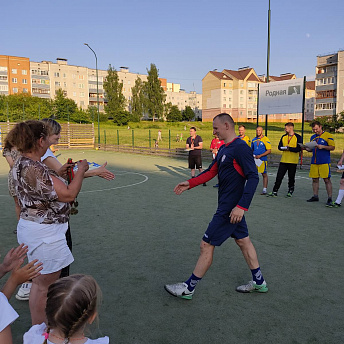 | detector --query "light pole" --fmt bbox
[84,43,100,148]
